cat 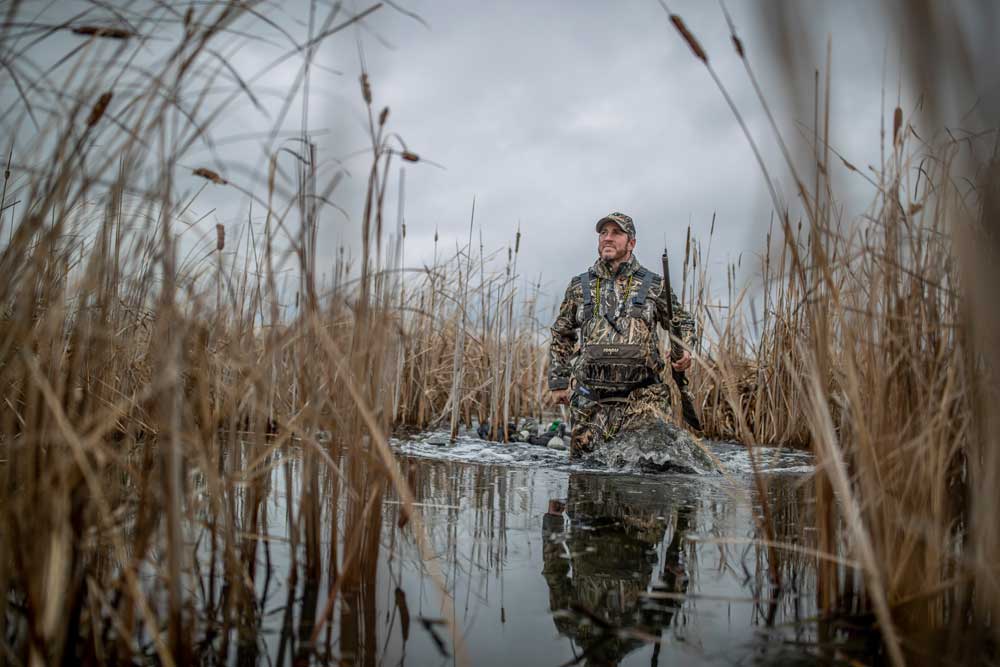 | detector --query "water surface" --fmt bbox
[185,431,849,666]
